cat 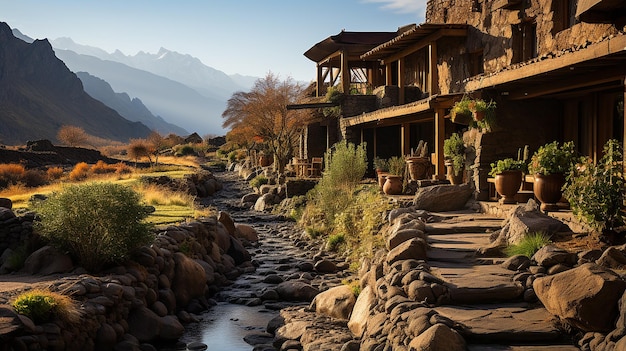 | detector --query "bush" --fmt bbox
[32,183,154,272]
[23,169,48,187]
[250,175,269,189]
[175,144,196,156]
[90,160,117,174]
[0,163,26,188]
[46,167,65,180]
[69,162,90,181]
[326,233,345,251]
[504,232,551,257]
[114,162,133,175]
[12,289,80,324]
